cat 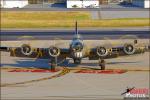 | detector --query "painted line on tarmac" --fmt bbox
[107,69,150,72]
[0,67,70,87]
[125,69,150,72]
[1,67,149,87]
[75,69,127,74]
[1,67,149,73]
[0,67,39,70]
[7,69,59,73]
